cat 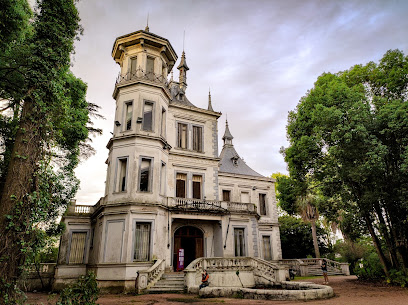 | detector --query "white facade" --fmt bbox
[55,28,282,292]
